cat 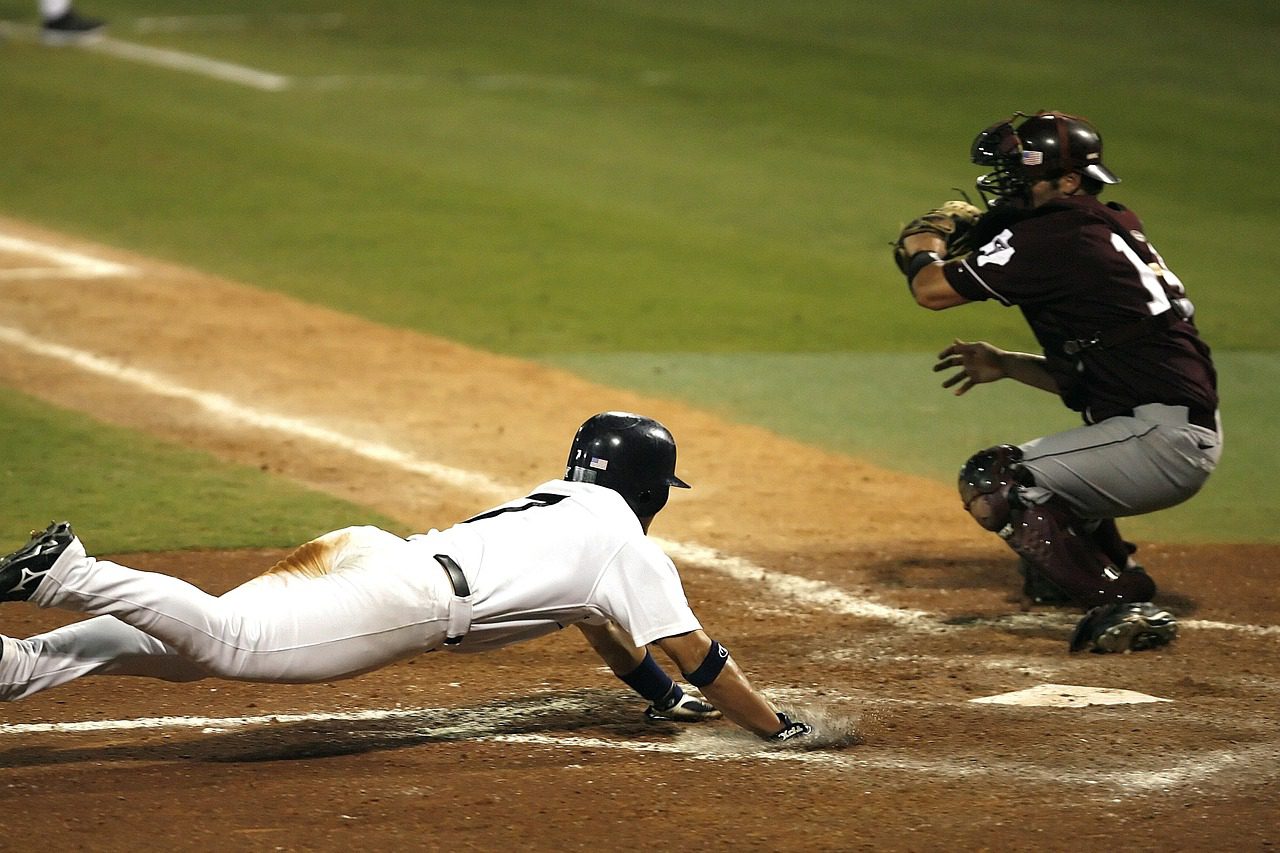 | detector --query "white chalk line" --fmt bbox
[0,320,929,628]
[0,23,290,91]
[2,702,1273,794]
[0,233,135,280]
[0,324,507,499]
[1,317,1274,638]
[3,20,663,95]
[86,36,291,92]
[0,232,1276,644]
